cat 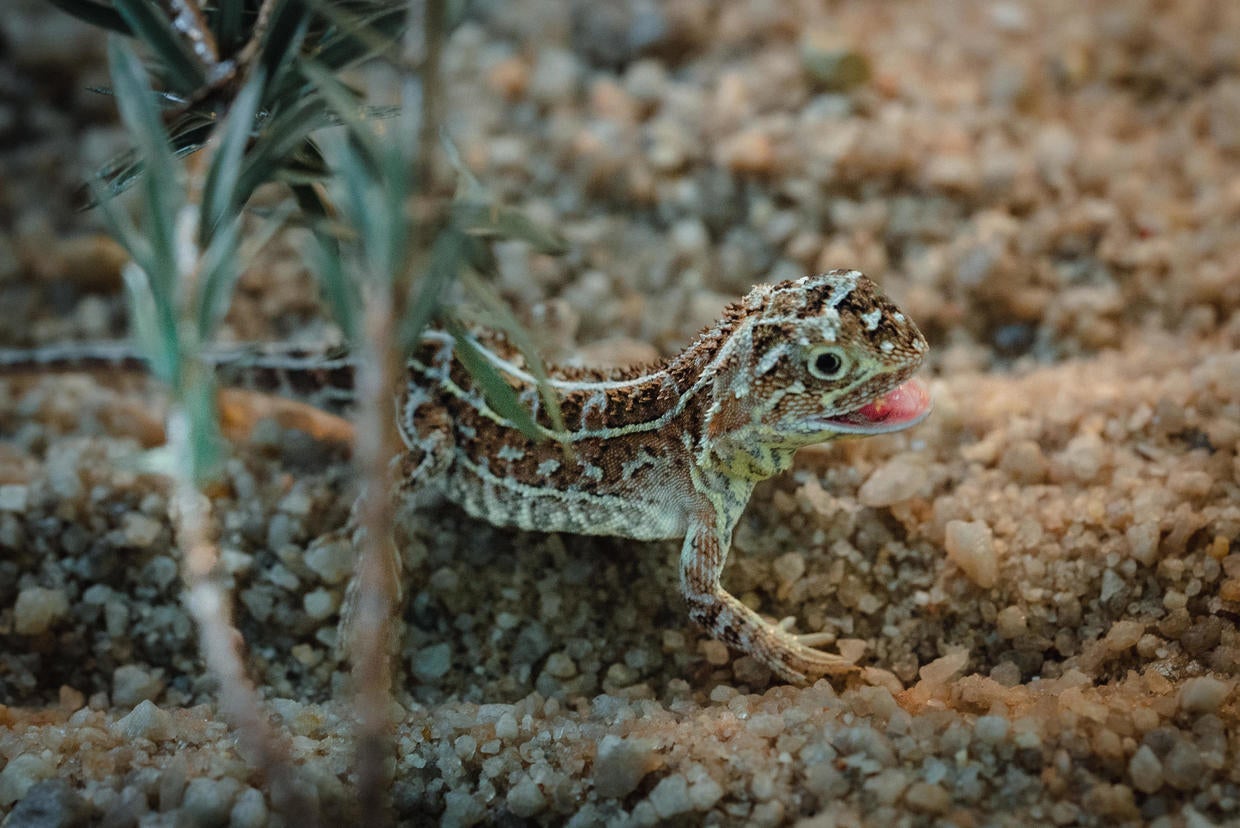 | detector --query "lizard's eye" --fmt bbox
[808,347,848,380]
